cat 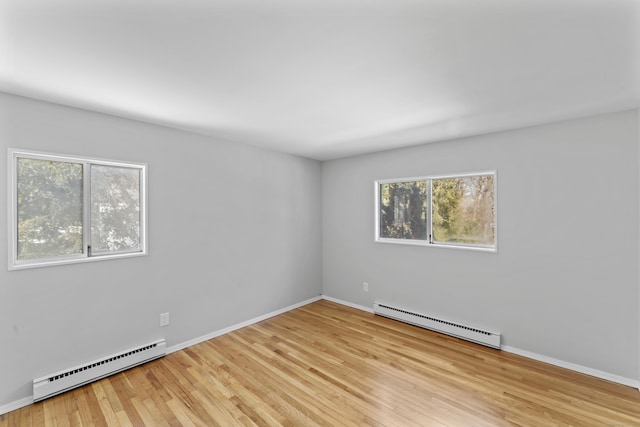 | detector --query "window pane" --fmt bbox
[90,165,141,254]
[16,158,84,260]
[379,180,428,240]
[432,174,495,246]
